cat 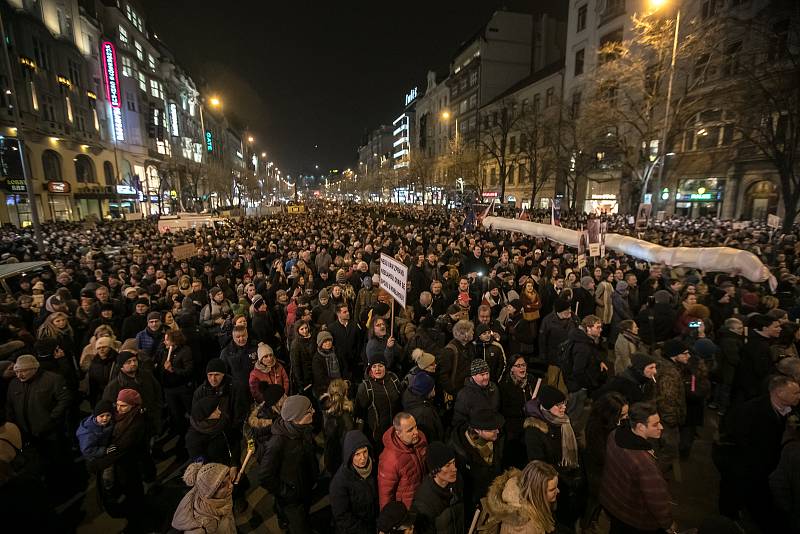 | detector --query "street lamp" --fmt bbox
[247,135,254,144]
[209,96,221,108]
[649,0,680,212]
